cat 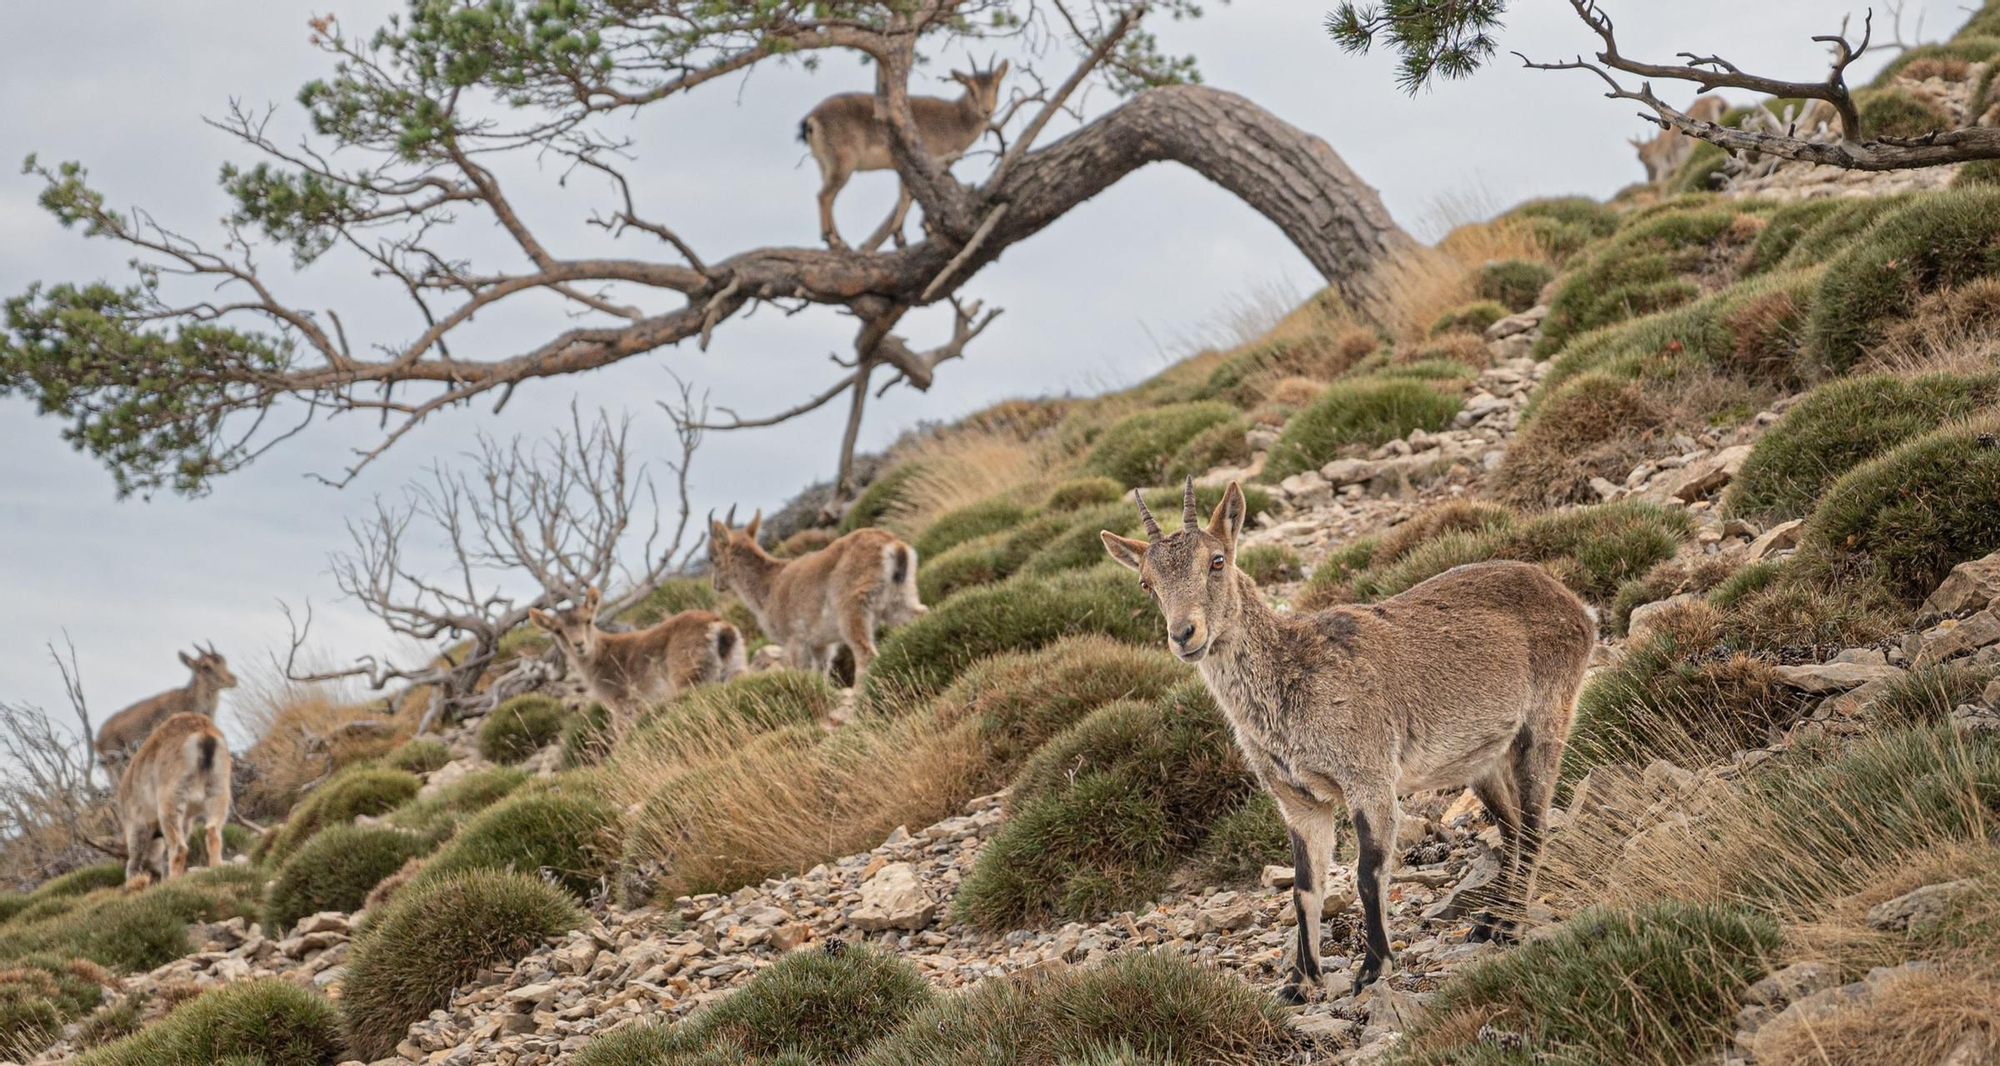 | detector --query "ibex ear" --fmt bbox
[1206,480,1246,551]
[994,59,1010,80]
[745,510,762,541]
[179,650,195,668]
[528,609,556,632]
[583,586,602,613]
[1101,530,1148,572]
